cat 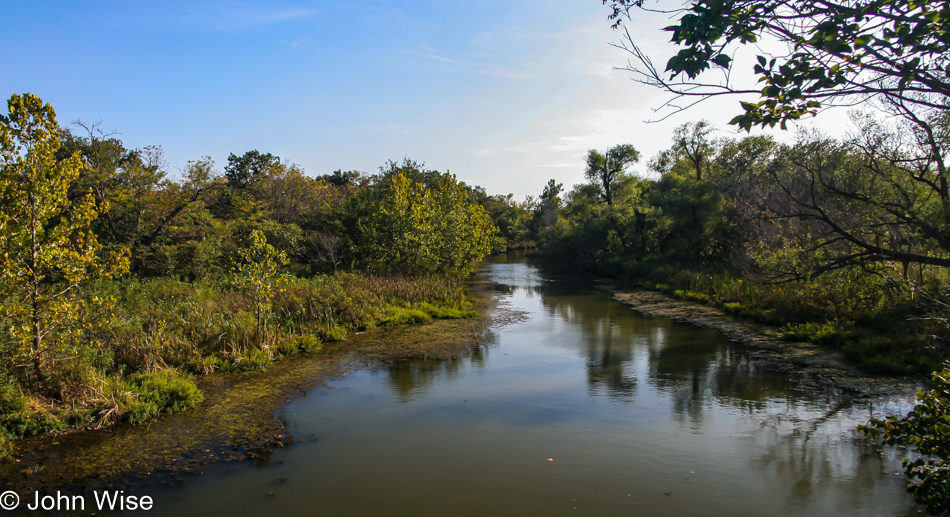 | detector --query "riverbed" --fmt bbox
[2,255,922,515]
